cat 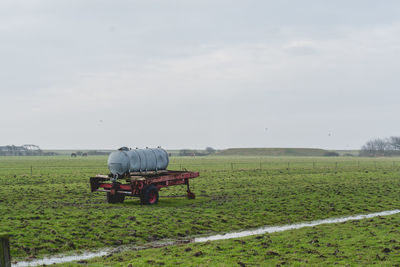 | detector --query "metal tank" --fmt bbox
[108,147,169,176]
